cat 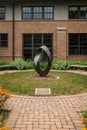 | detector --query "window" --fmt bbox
[0,7,5,20]
[33,7,42,19]
[0,34,8,48]
[23,34,53,60]
[44,7,53,19]
[69,6,87,19]
[69,34,87,55]
[22,6,54,19]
